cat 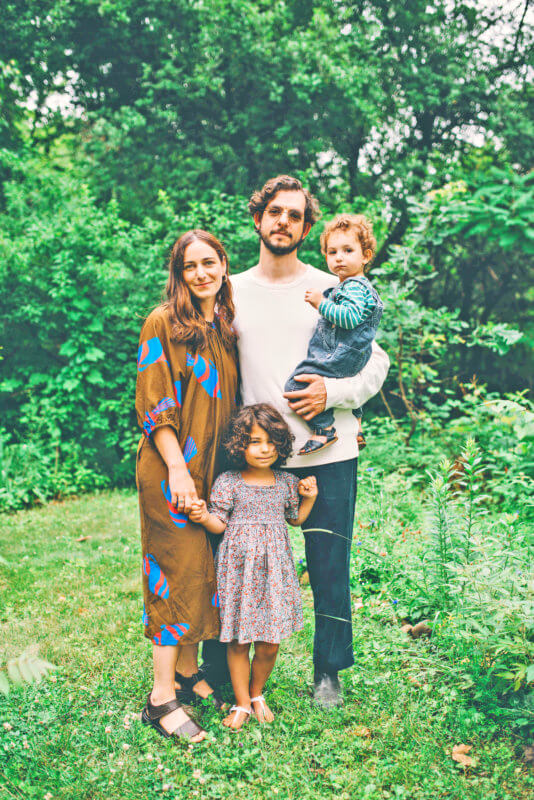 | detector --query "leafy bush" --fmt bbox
[1,150,532,512]
[0,152,259,509]
[373,169,530,441]
[0,427,109,512]
[354,438,533,717]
